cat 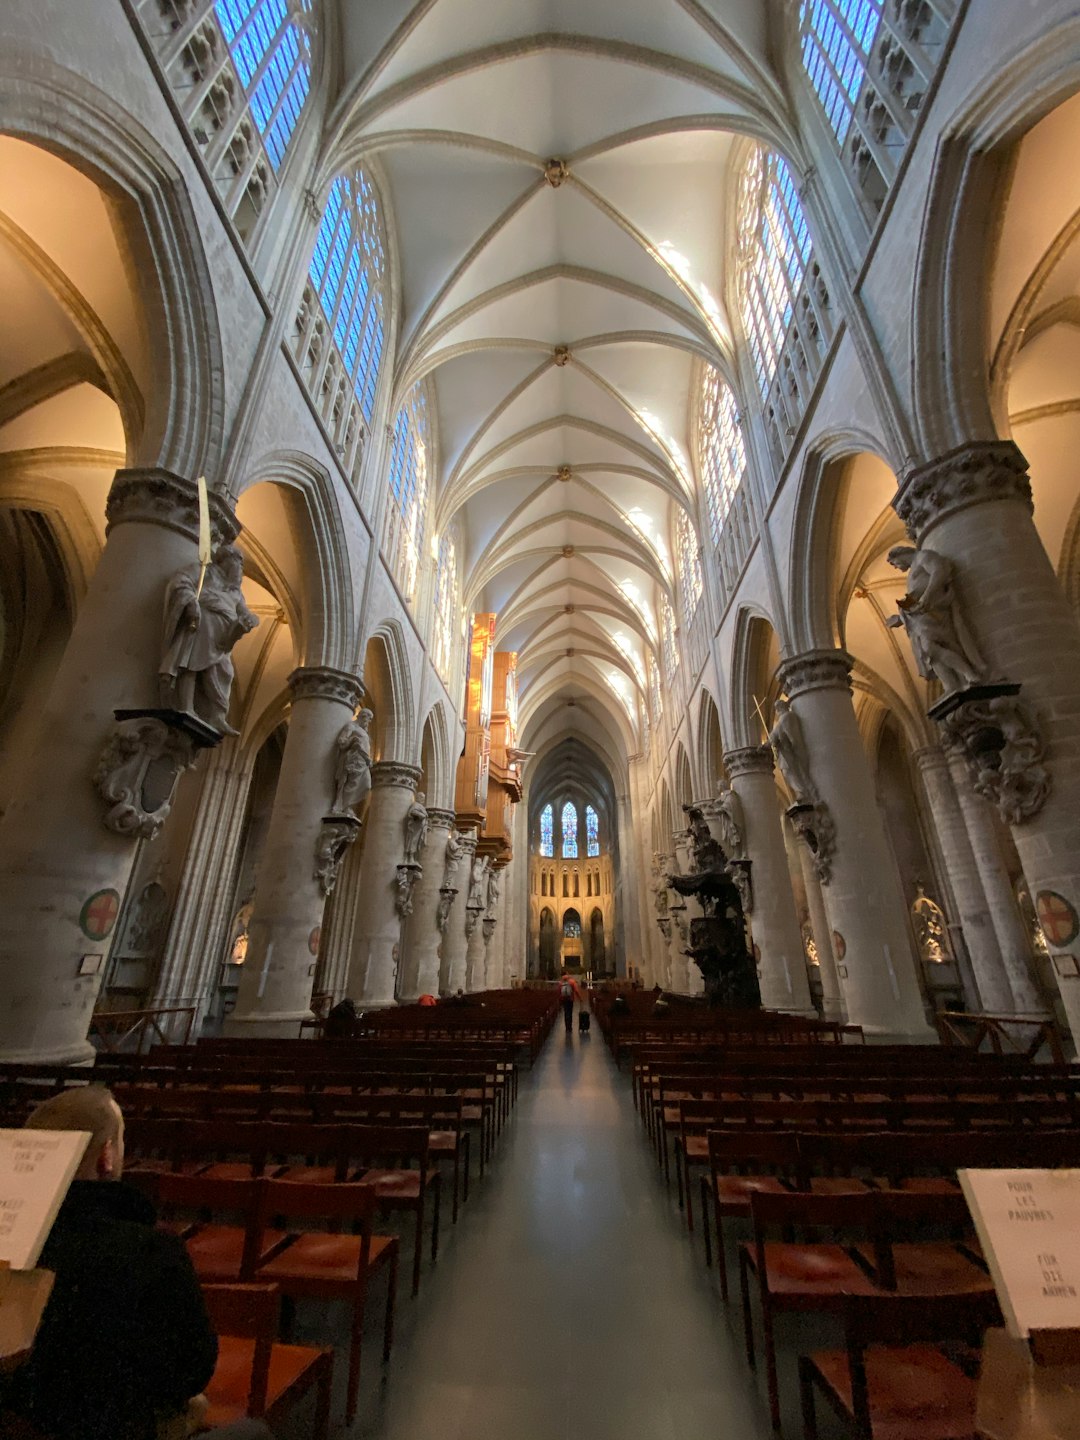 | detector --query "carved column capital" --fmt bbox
[287,666,366,709]
[724,744,775,780]
[895,441,1032,543]
[777,649,853,699]
[371,761,423,792]
[106,469,241,546]
[425,807,456,832]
